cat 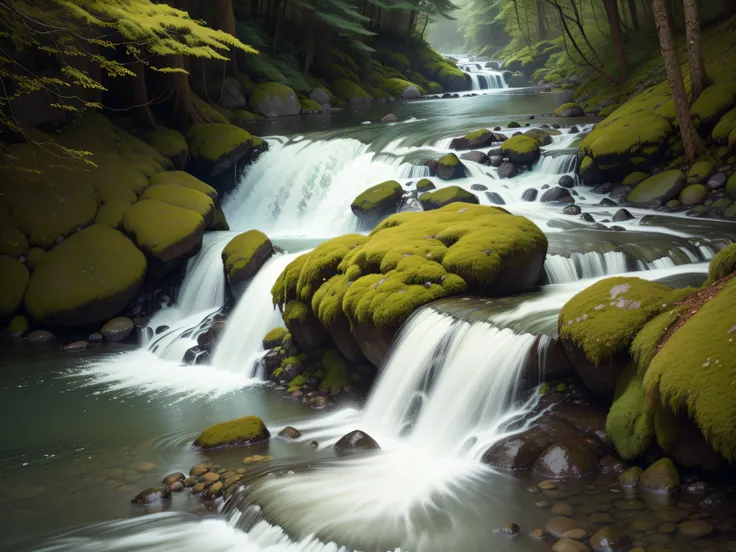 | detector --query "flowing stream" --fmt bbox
[4,87,736,552]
